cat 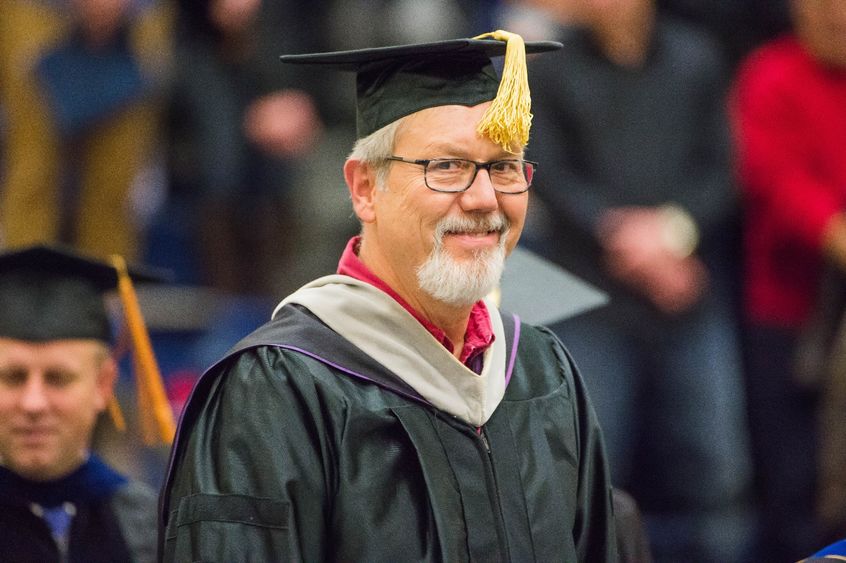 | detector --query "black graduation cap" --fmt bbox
[0,244,162,342]
[0,244,176,444]
[497,246,609,325]
[280,30,562,145]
